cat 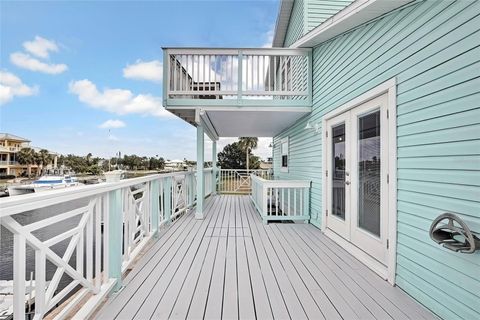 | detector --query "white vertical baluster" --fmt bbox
[86,203,93,283]
[256,55,259,92]
[268,55,271,92]
[269,188,272,217]
[34,249,46,319]
[231,56,234,91]
[76,220,84,276]
[288,188,291,217]
[275,188,279,216]
[173,55,177,92]
[203,55,206,93]
[274,56,277,92]
[103,193,109,283]
[260,55,264,92]
[95,197,101,292]
[13,233,25,320]
[197,55,200,91]
[300,188,304,216]
[294,188,297,216]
